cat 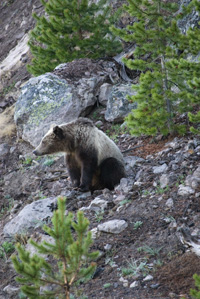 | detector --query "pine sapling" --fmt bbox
[12,197,99,299]
[27,0,122,75]
[190,273,200,299]
[182,273,200,299]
